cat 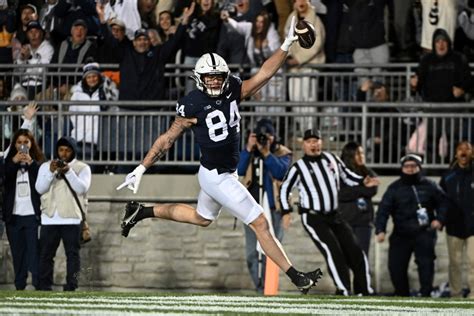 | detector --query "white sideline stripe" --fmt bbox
[0,308,185,316]
[8,295,474,306]
[1,301,473,314]
[1,307,462,316]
